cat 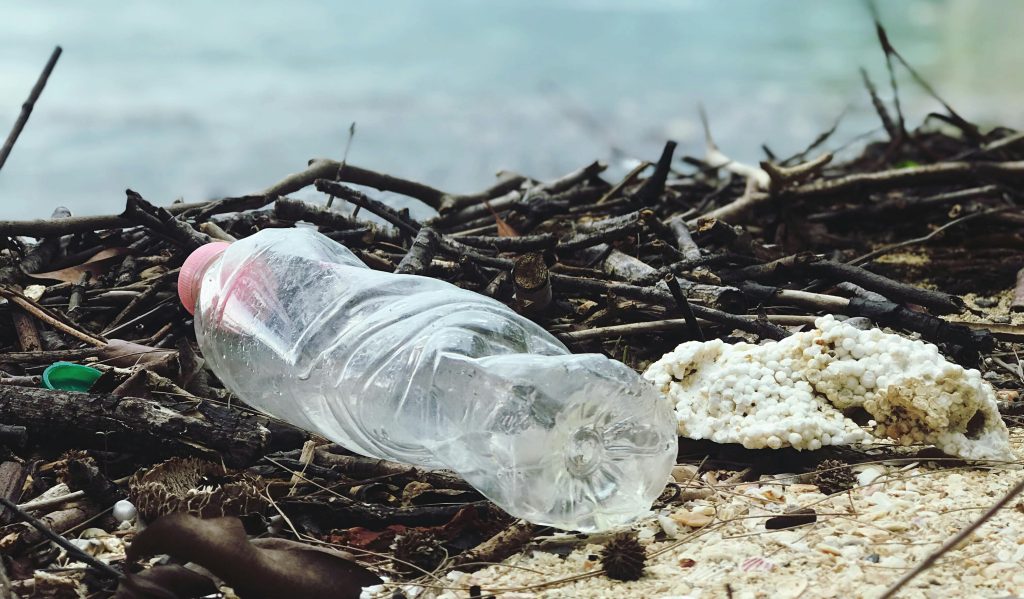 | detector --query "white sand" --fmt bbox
[379,433,1024,599]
